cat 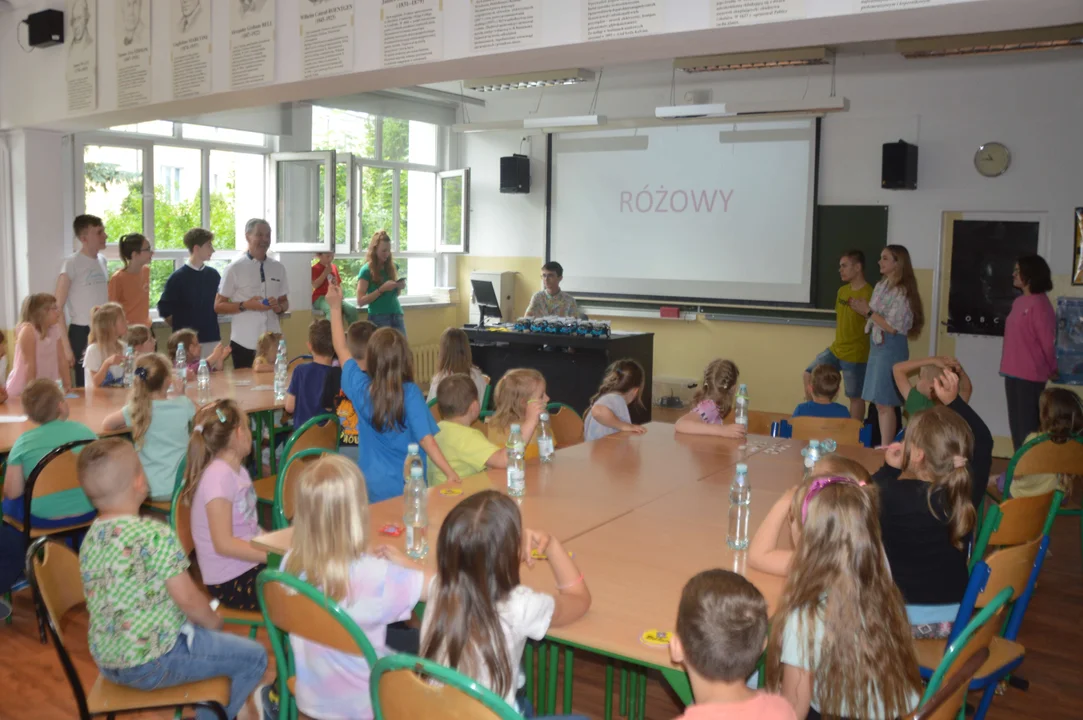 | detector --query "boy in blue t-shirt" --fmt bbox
[792,364,852,419]
[286,319,336,429]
